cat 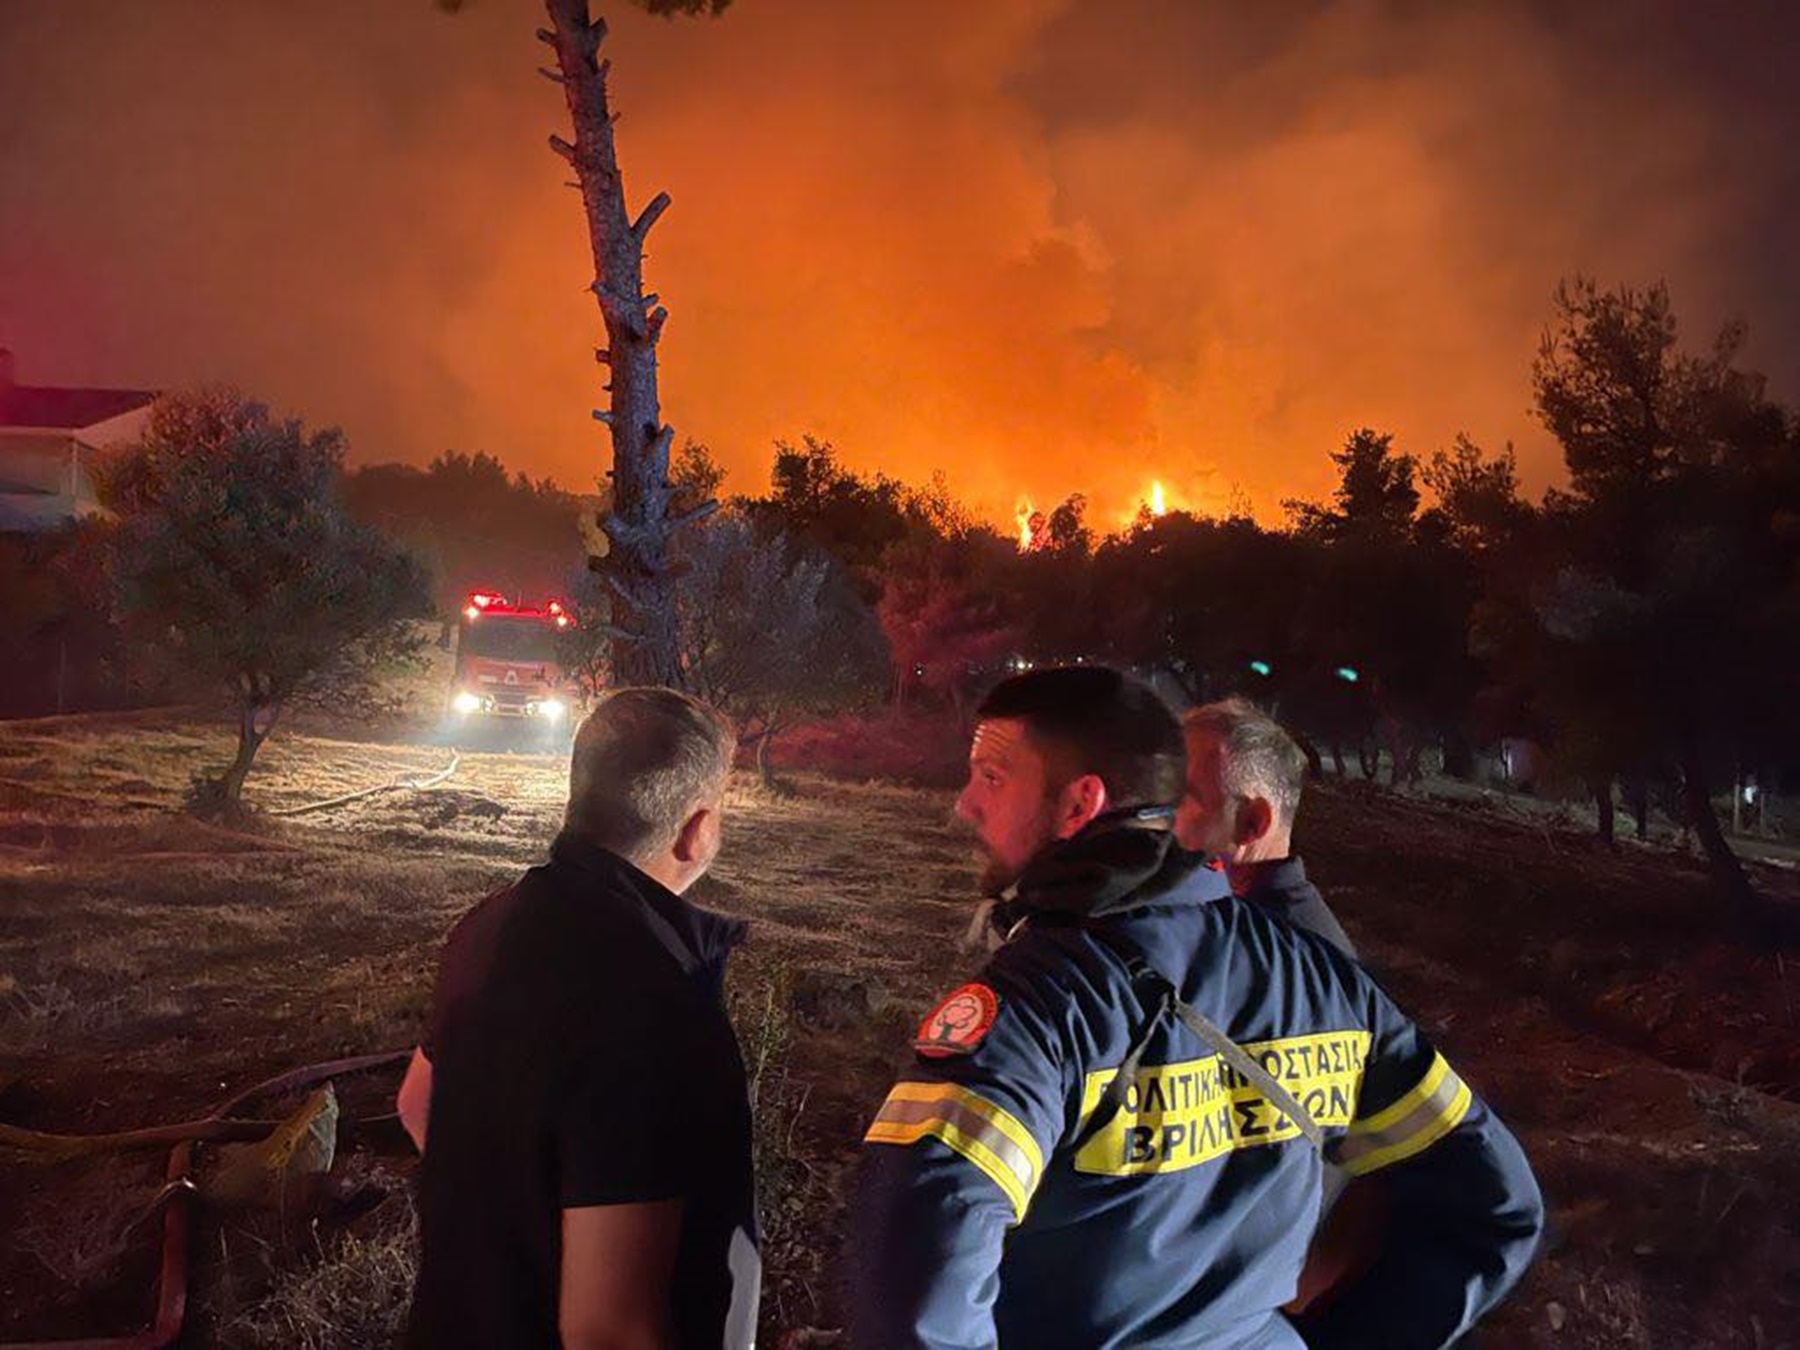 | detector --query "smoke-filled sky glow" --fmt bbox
[3,0,1797,526]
